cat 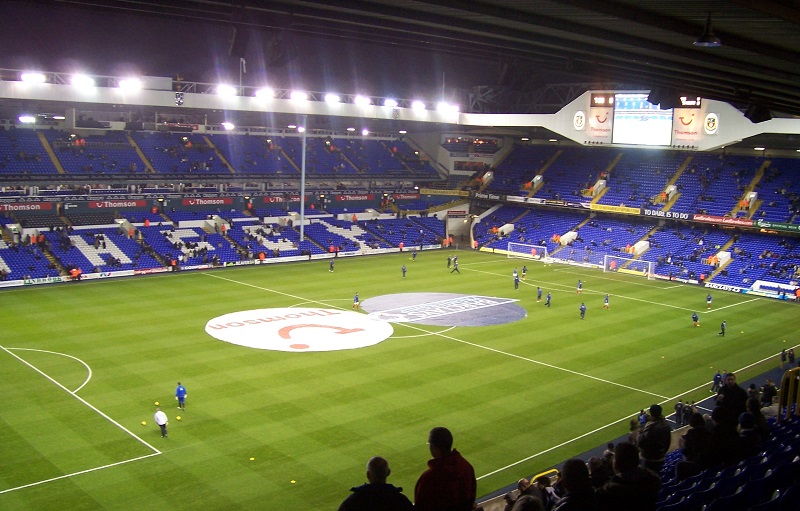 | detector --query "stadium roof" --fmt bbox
[1,1,799,147]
